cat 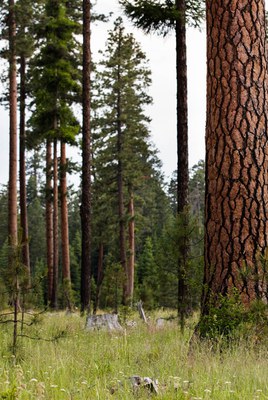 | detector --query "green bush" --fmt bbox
[198,290,245,339]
